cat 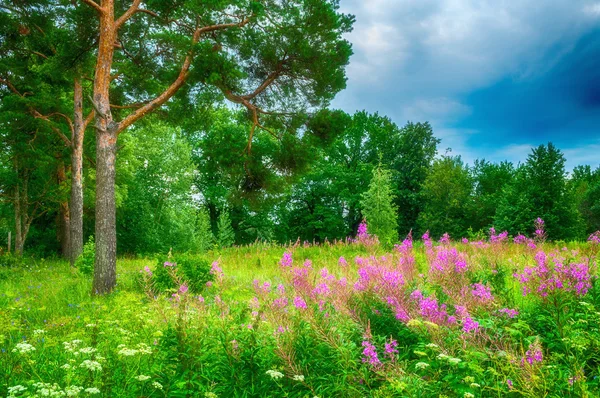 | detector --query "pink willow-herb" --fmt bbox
[514,251,592,297]
[361,341,381,367]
